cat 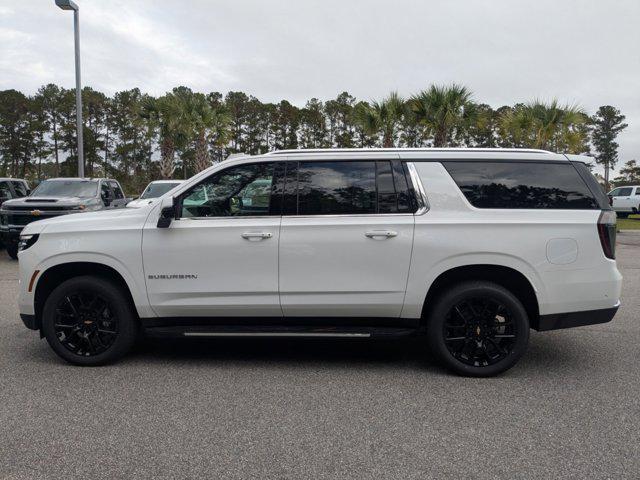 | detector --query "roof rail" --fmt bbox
[264,148,554,155]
